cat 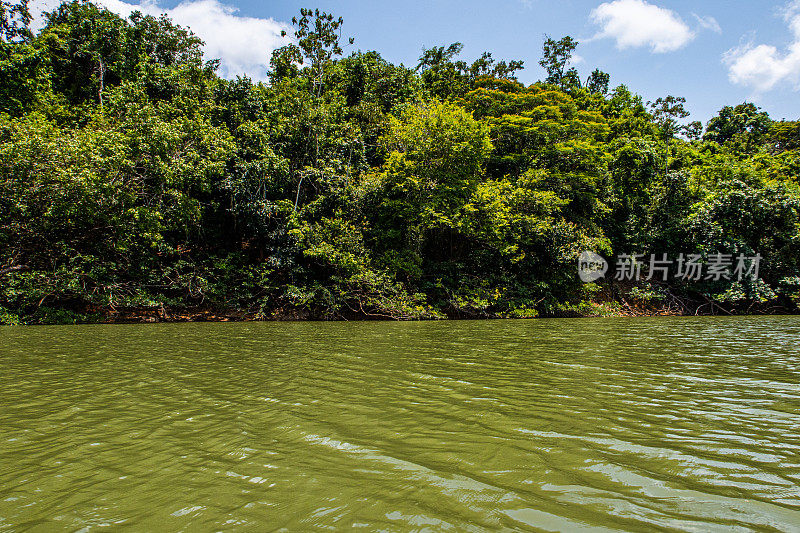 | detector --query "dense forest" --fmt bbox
[1,0,799,324]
